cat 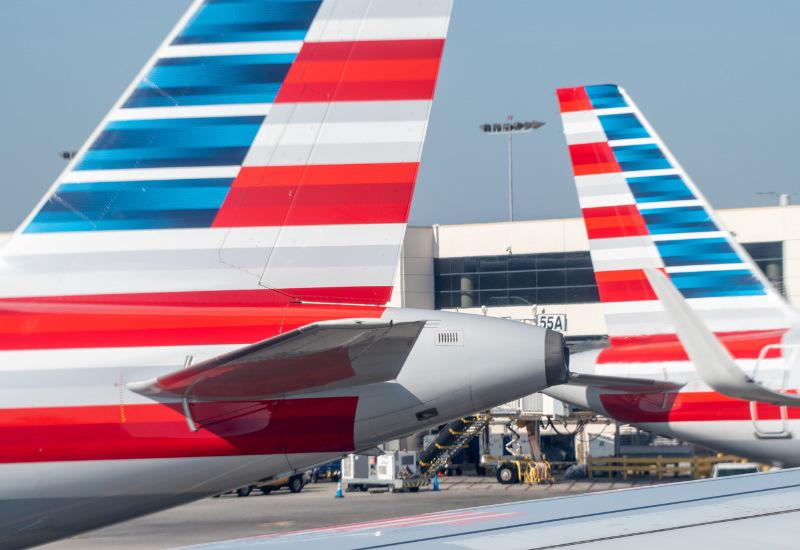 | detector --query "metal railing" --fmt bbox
[587,455,760,480]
